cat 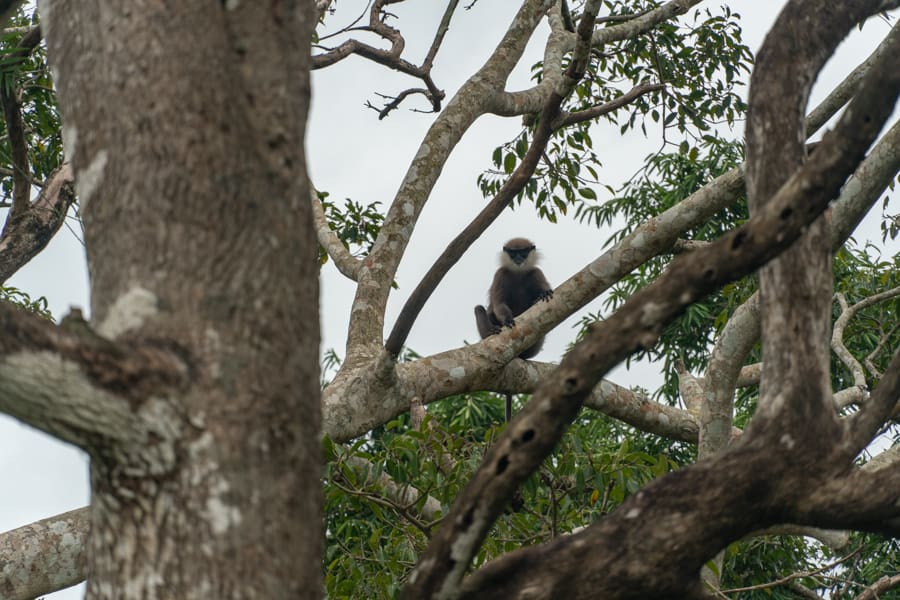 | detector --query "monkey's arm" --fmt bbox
[531,269,554,302]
